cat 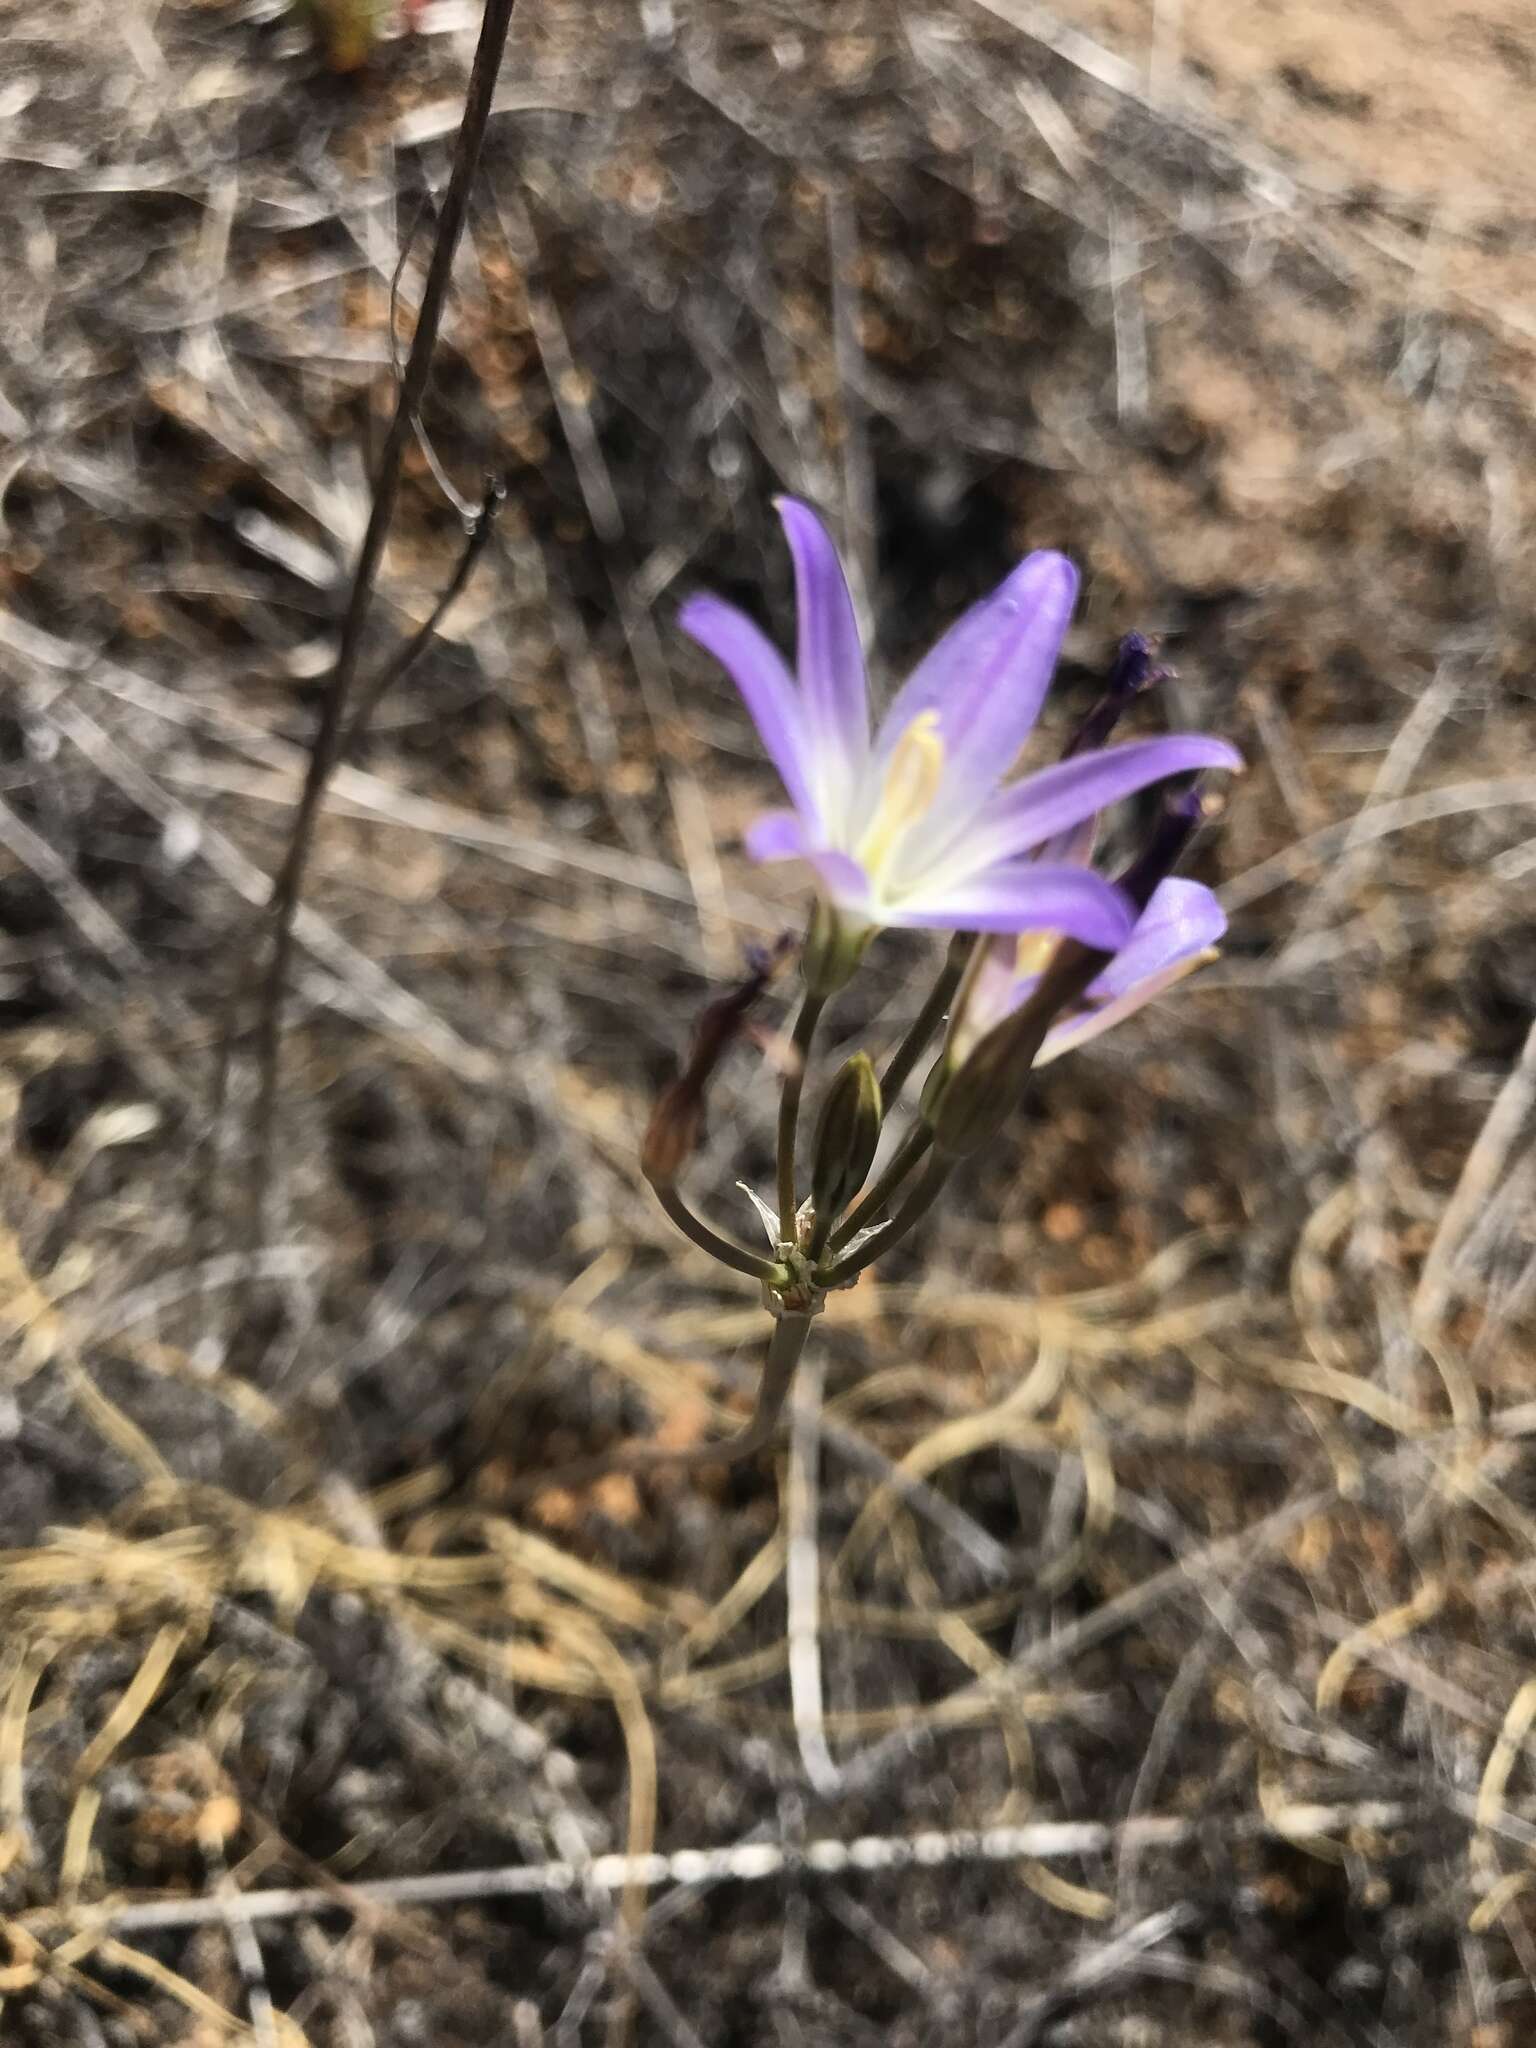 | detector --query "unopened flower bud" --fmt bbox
[811,1053,883,1222]
[1062,633,1168,758]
